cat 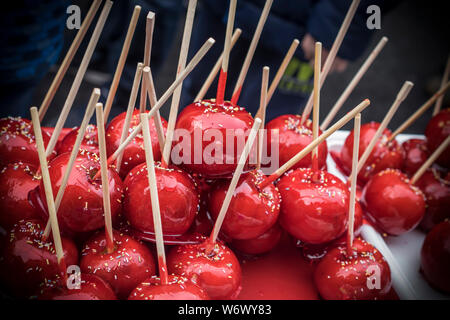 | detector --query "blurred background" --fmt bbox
[1,0,449,133]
